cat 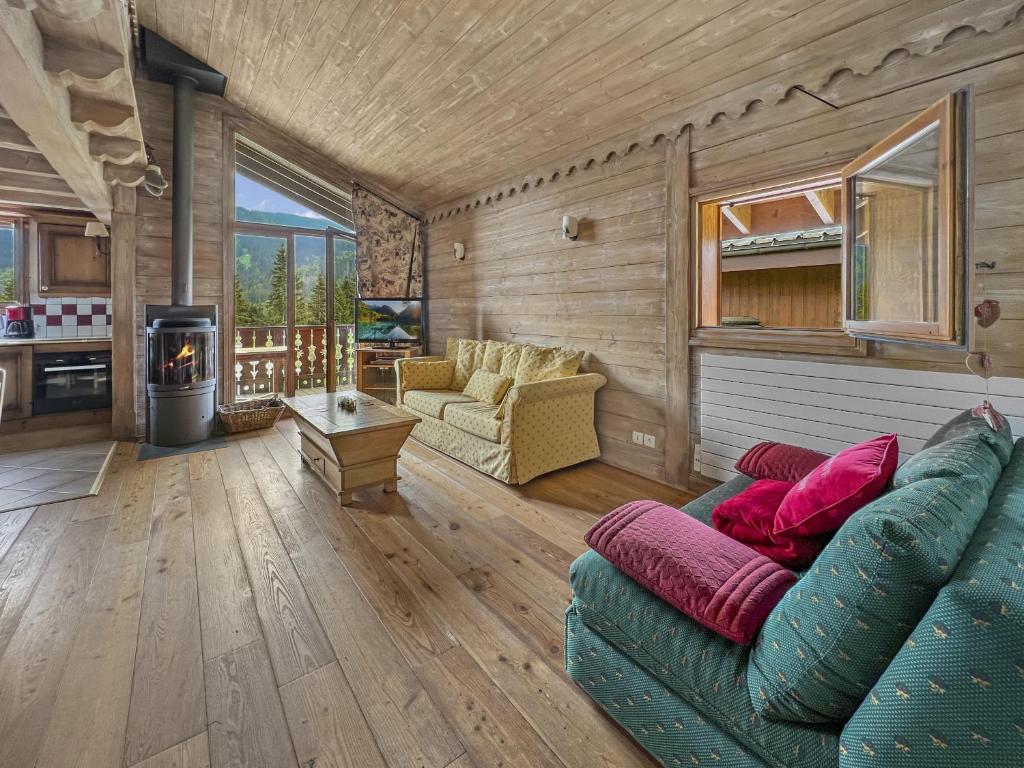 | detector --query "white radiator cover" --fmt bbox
[698,353,1024,482]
